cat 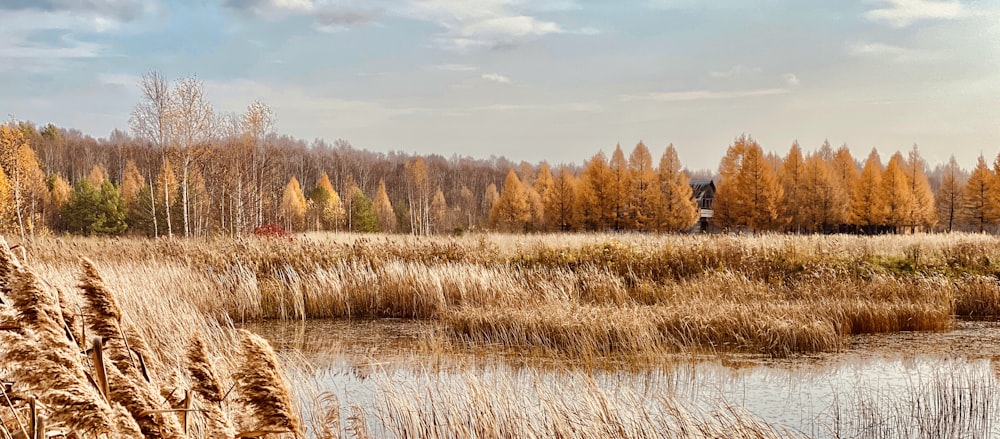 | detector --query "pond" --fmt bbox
[245,319,1000,438]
